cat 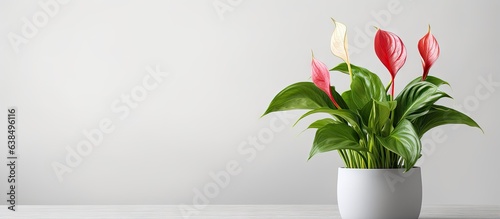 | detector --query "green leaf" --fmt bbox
[407,75,450,88]
[307,118,340,129]
[369,100,397,133]
[331,63,386,110]
[263,82,335,116]
[330,86,348,109]
[330,62,369,75]
[341,90,357,110]
[394,81,450,124]
[349,66,386,110]
[376,119,421,171]
[295,108,361,134]
[357,100,396,135]
[309,123,365,159]
[413,105,482,137]
[330,62,350,74]
[358,100,373,129]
